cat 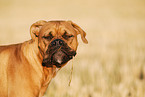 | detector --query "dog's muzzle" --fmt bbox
[42,39,76,68]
